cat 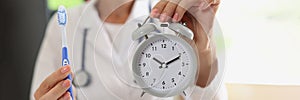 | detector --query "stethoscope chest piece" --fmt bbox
[74,69,91,87]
